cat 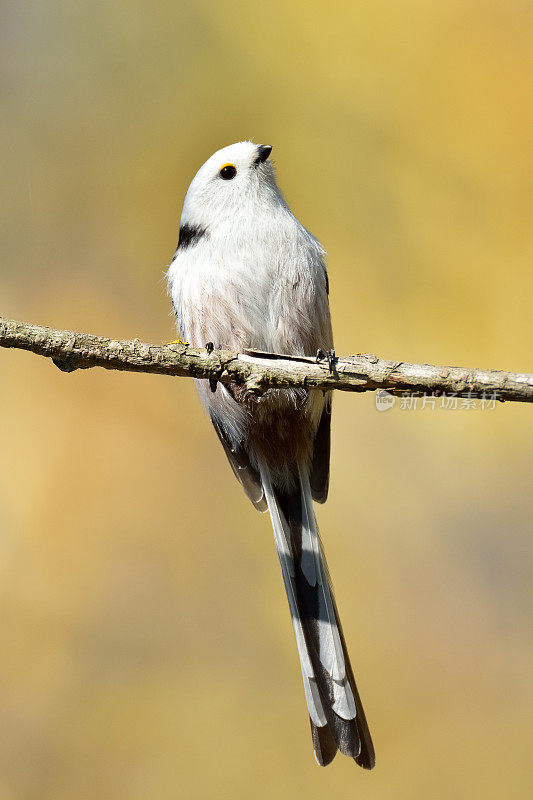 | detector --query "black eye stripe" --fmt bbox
[220,164,237,180]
